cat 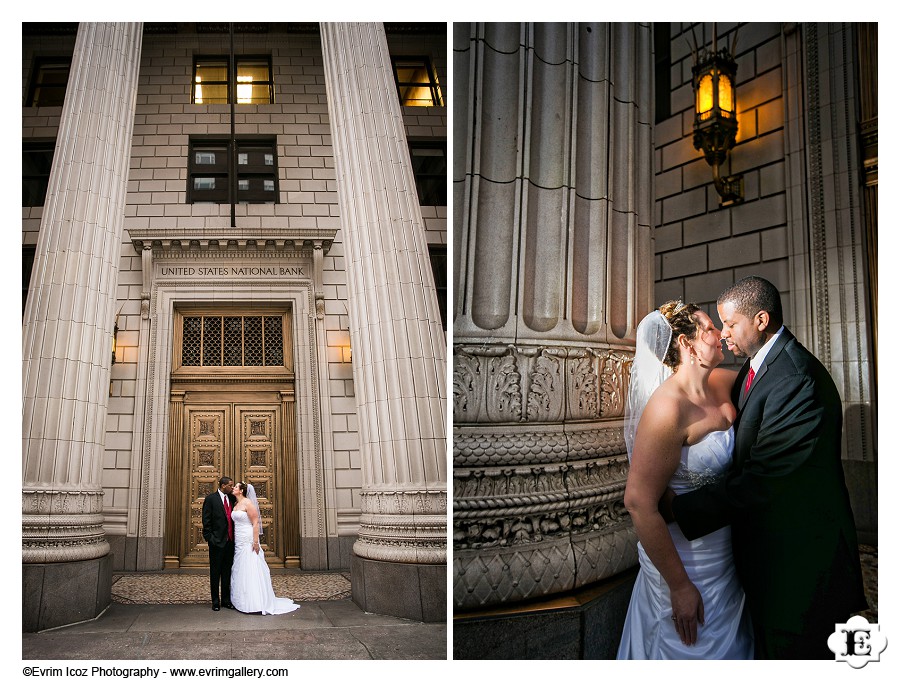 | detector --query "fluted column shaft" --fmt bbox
[320,22,447,564]
[22,23,143,563]
[453,23,653,609]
